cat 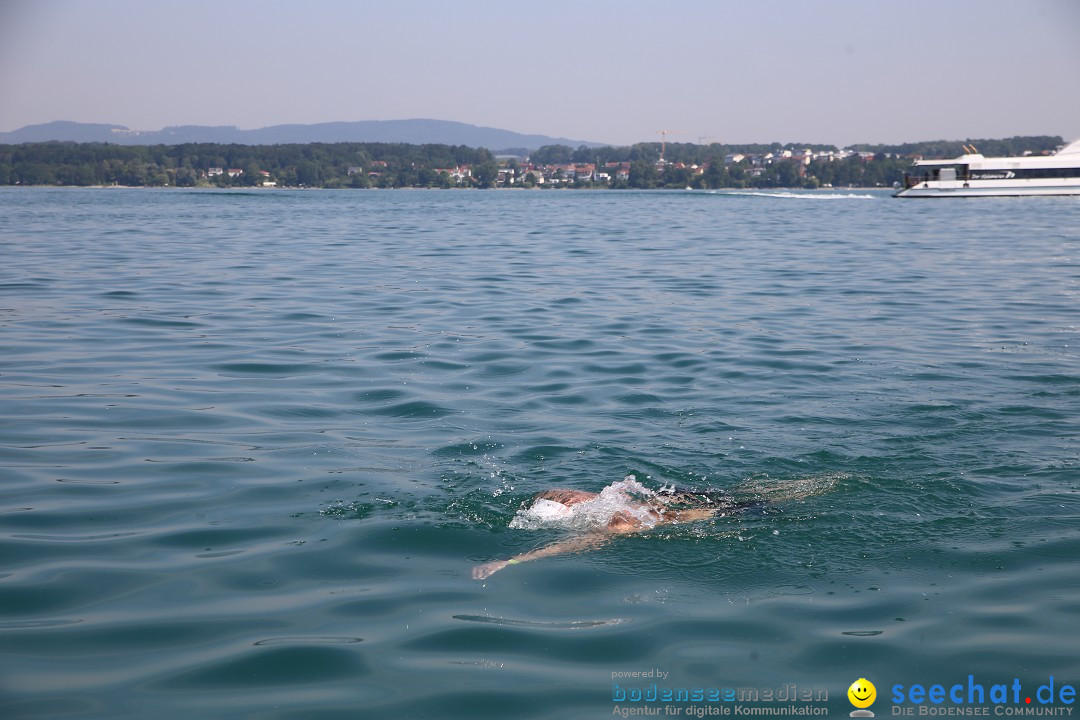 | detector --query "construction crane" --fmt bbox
[656,129,687,163]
